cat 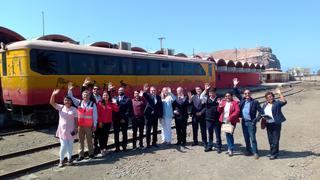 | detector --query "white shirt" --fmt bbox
[152,95,157,104]
[162,93,176,119]
[223,102,231,122]
[264,103,275,123]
